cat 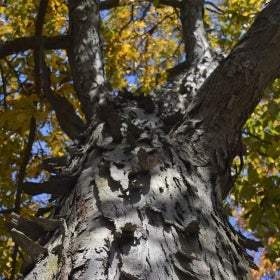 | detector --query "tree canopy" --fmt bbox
[0,0,279,279]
